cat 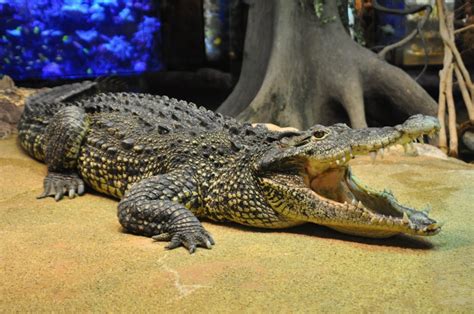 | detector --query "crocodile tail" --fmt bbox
[94,76,128,94]
[26,81,95,105]
[25,77,127,106]
[19,78,124,161]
